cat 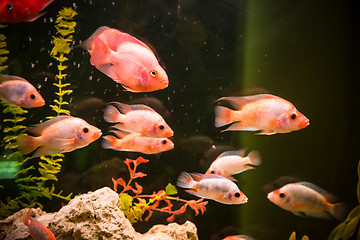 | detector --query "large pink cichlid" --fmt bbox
[83,26,169,93]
